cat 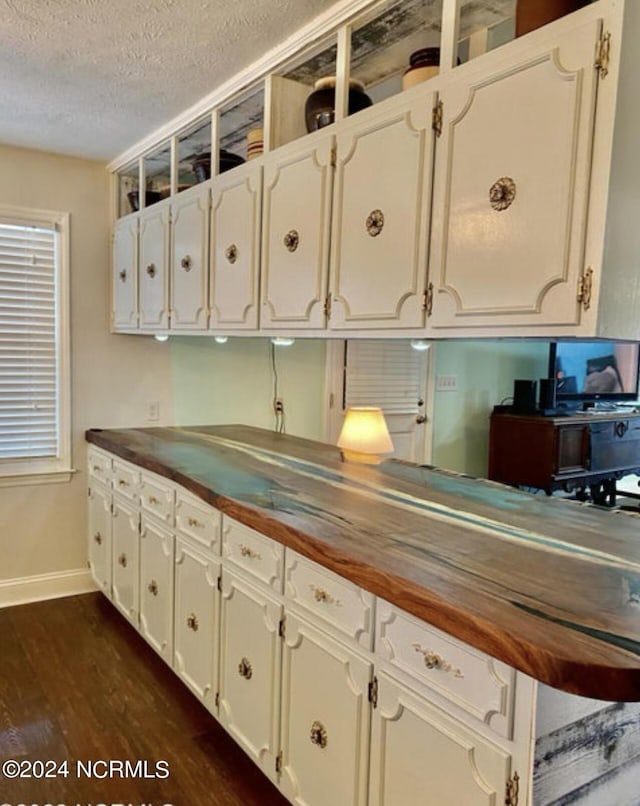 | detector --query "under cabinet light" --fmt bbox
[214,336,229,344]
[154,334,169,342]
[270,337,295,347]
[410,339,430,351]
